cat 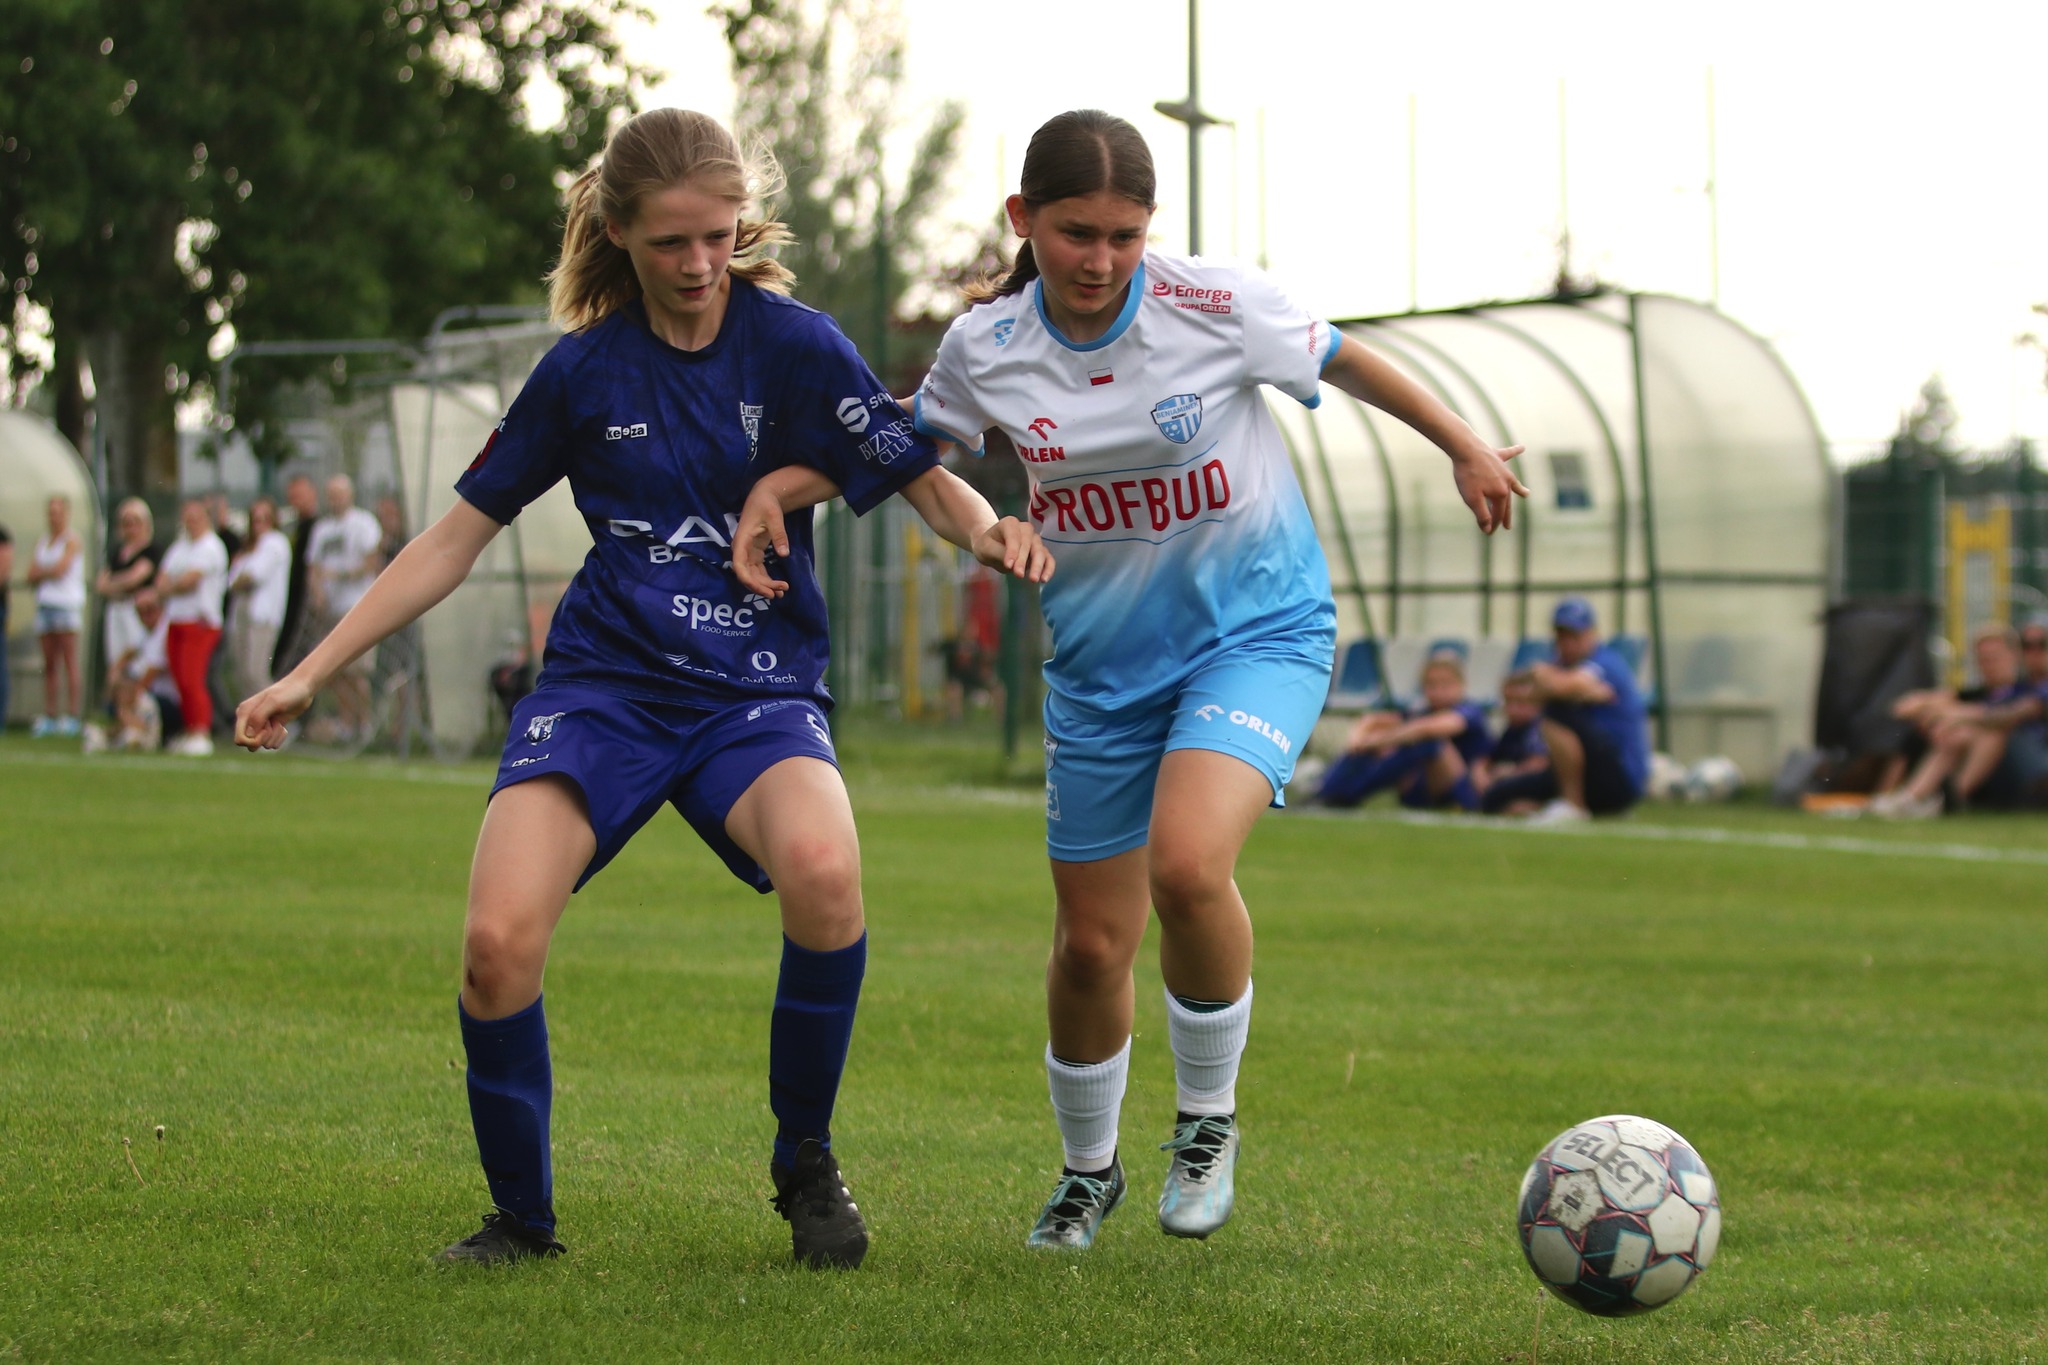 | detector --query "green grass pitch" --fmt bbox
[2,725,2045,1362]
